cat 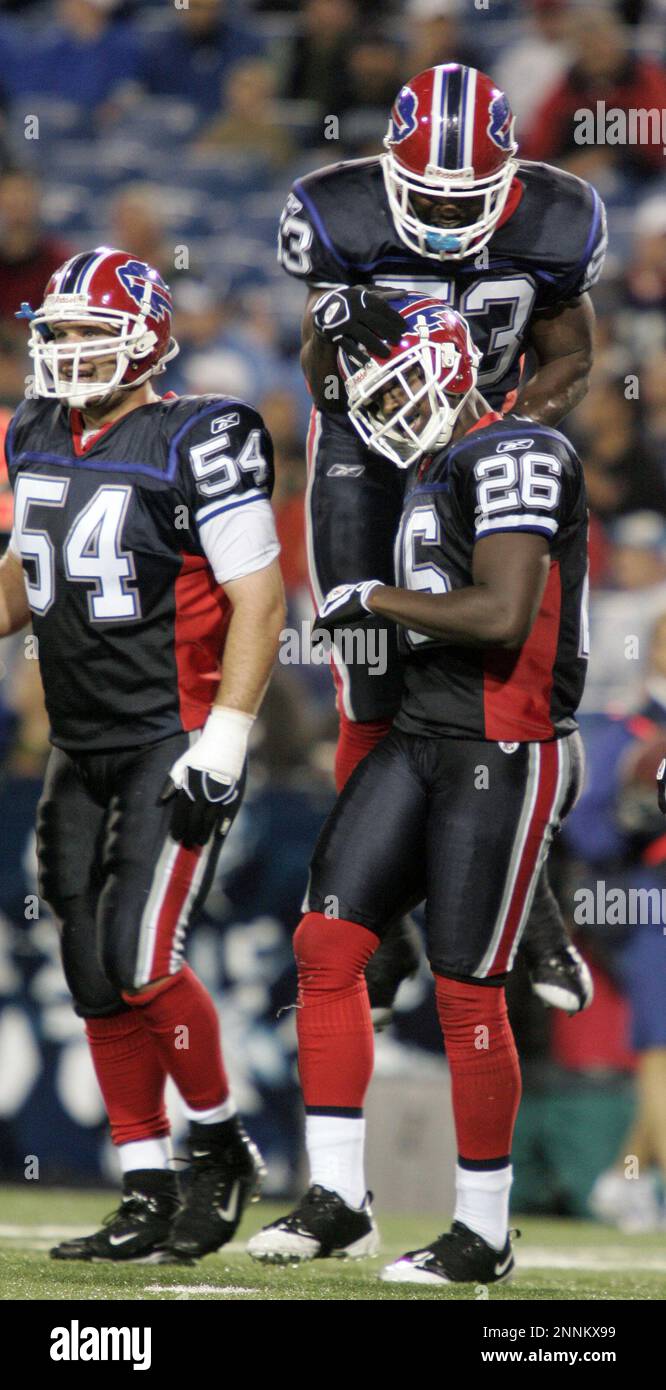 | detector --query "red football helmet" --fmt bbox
[338,295,481,468]
[382,64,518,261]
[18,246,179,405]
